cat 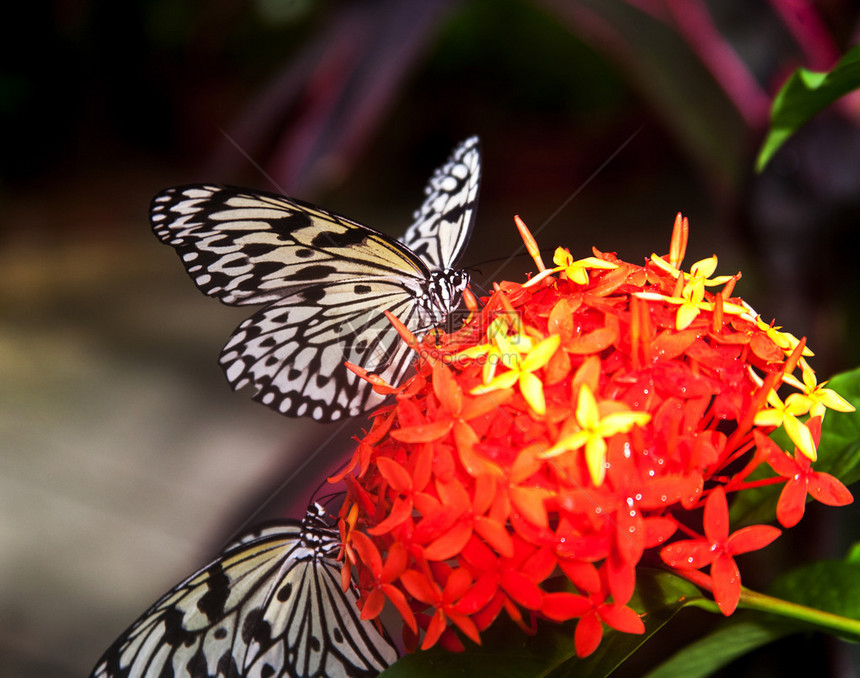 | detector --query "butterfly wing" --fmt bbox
[151,138,479,422]
[151,185,431,306]
[91,519,397,678]
[400,136,481,271]
[219,279,427,420]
